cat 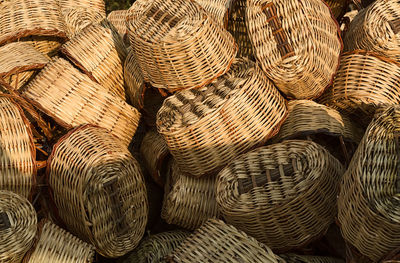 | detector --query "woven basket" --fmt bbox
[324,0,349,19]
[246,0,342,99]
[62,7,105,39]
[22,57,140,147]
[280,254,345,263]
[338,105,400,262]
[0,190,37,263]
[157,58,287,177]
[194,0,230,27]
[20,36,64,57]
[59,0,106,18]
[124,49,145,108]
[47,125,148,258]
[107,10,129,42]
[167,219,286,263]
[23,220,95,263]
[216,140,344,252]
[127,0,237,92]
